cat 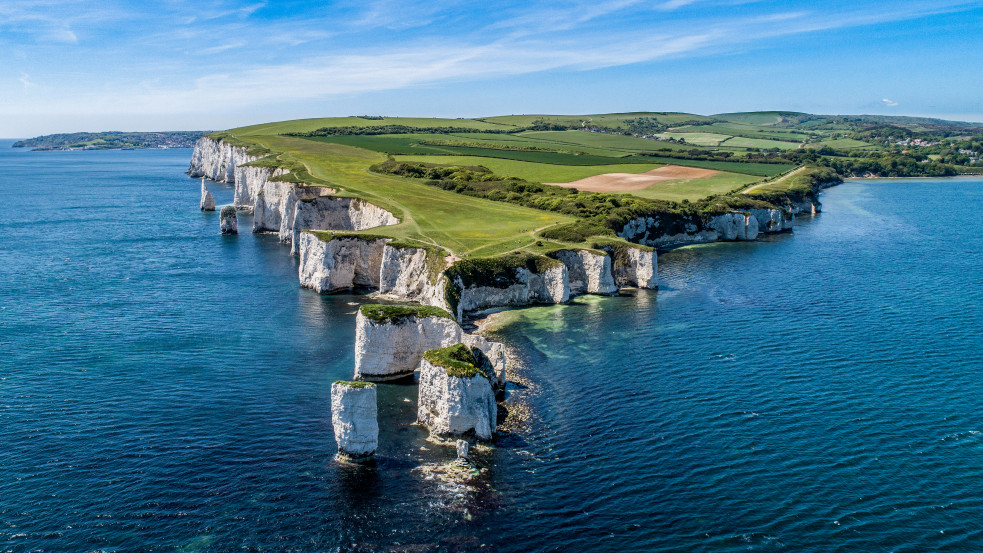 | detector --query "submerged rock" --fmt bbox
[199,179,215,211]
[219,205,238,234]
[418,344,497,441]
[331,381,379,461]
